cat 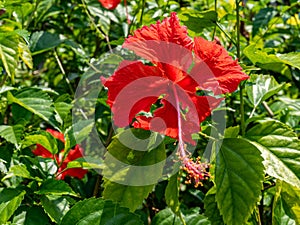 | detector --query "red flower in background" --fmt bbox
[33,129,88,180]
[103,12,249,186]
[98,0,120,10]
